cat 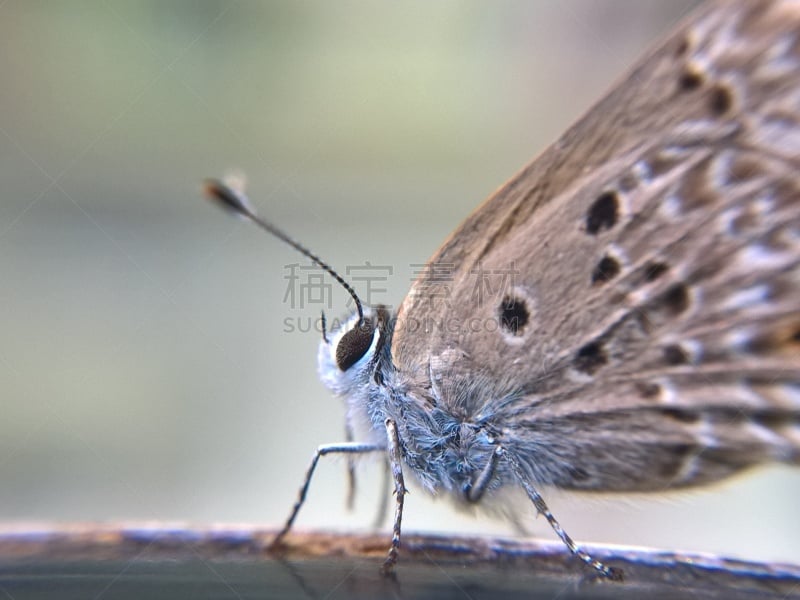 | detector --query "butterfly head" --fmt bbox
[318,306,392,398]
